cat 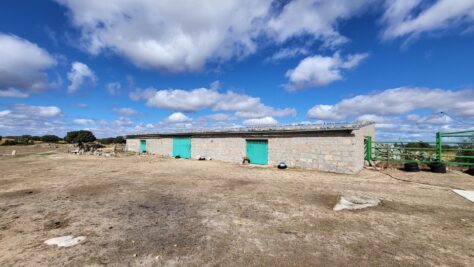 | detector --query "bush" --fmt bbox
[456,137,474,165]
[2,140,18,146]
[99,137,115,145]
[114,136,126,144]
[99,136,126,145]
[0,136,2,141]
[41,135,61,143]
[64,130,96,143]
